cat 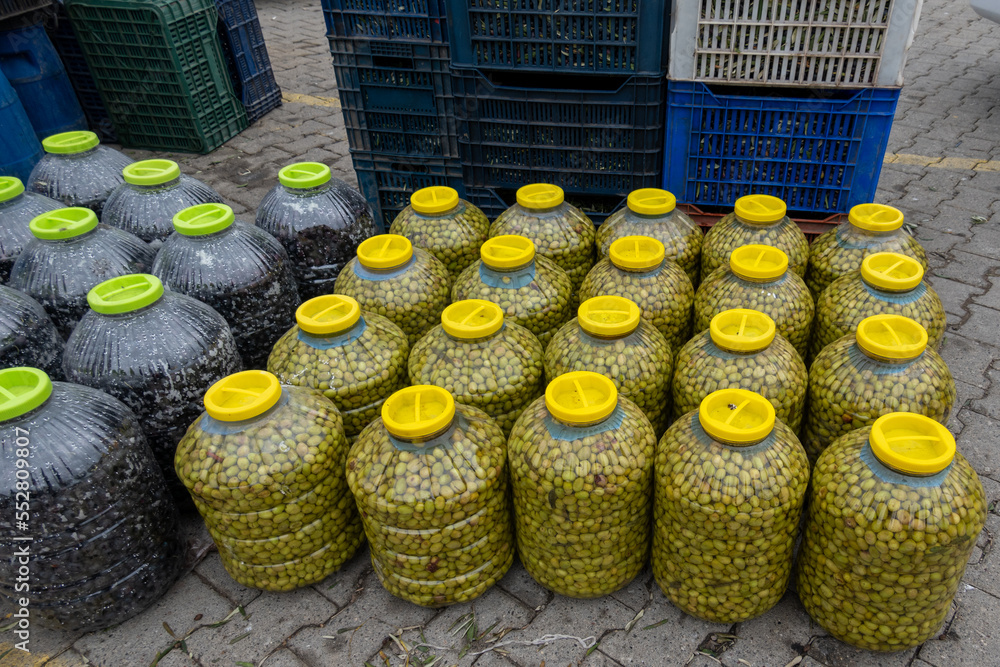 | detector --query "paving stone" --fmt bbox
[718,593,818,667]
[938,334,997,389]
[925,275,986,320]
[310,546,372,610]
[971,274,1000,311]
[0,625,81,667]
[953,409,1000,481]
[496,560,551,610]
[959,512,1000,599]
[260,647,311,666]
[609,570,653,613]
[952,304,1000,343]
[803,635,917,667]
[194,550,262,608]
[916,585,1000,667]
